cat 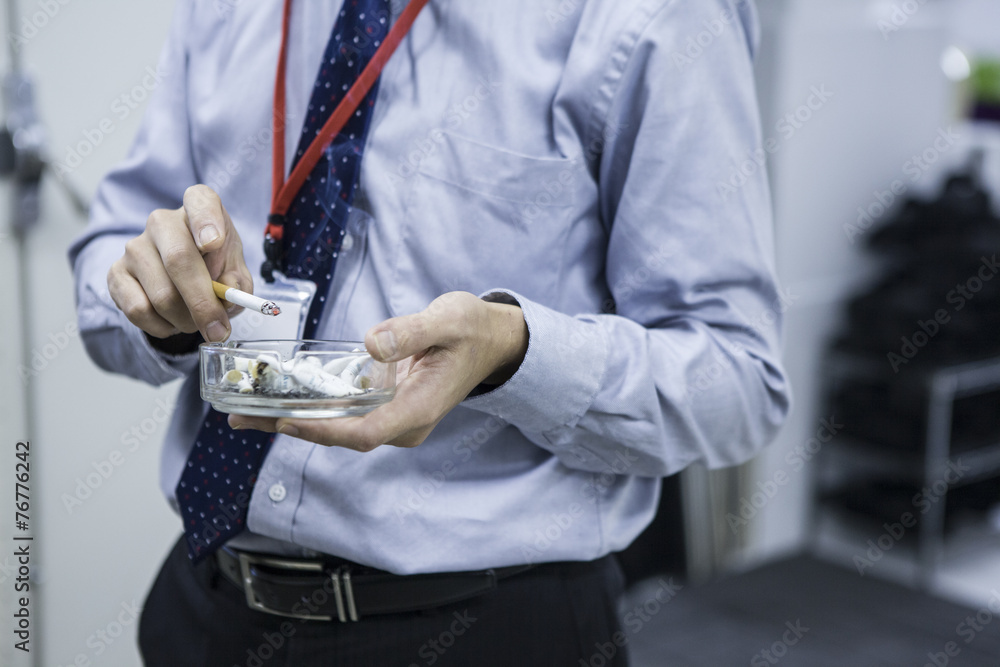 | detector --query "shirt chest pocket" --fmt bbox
[386,132,587,317]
